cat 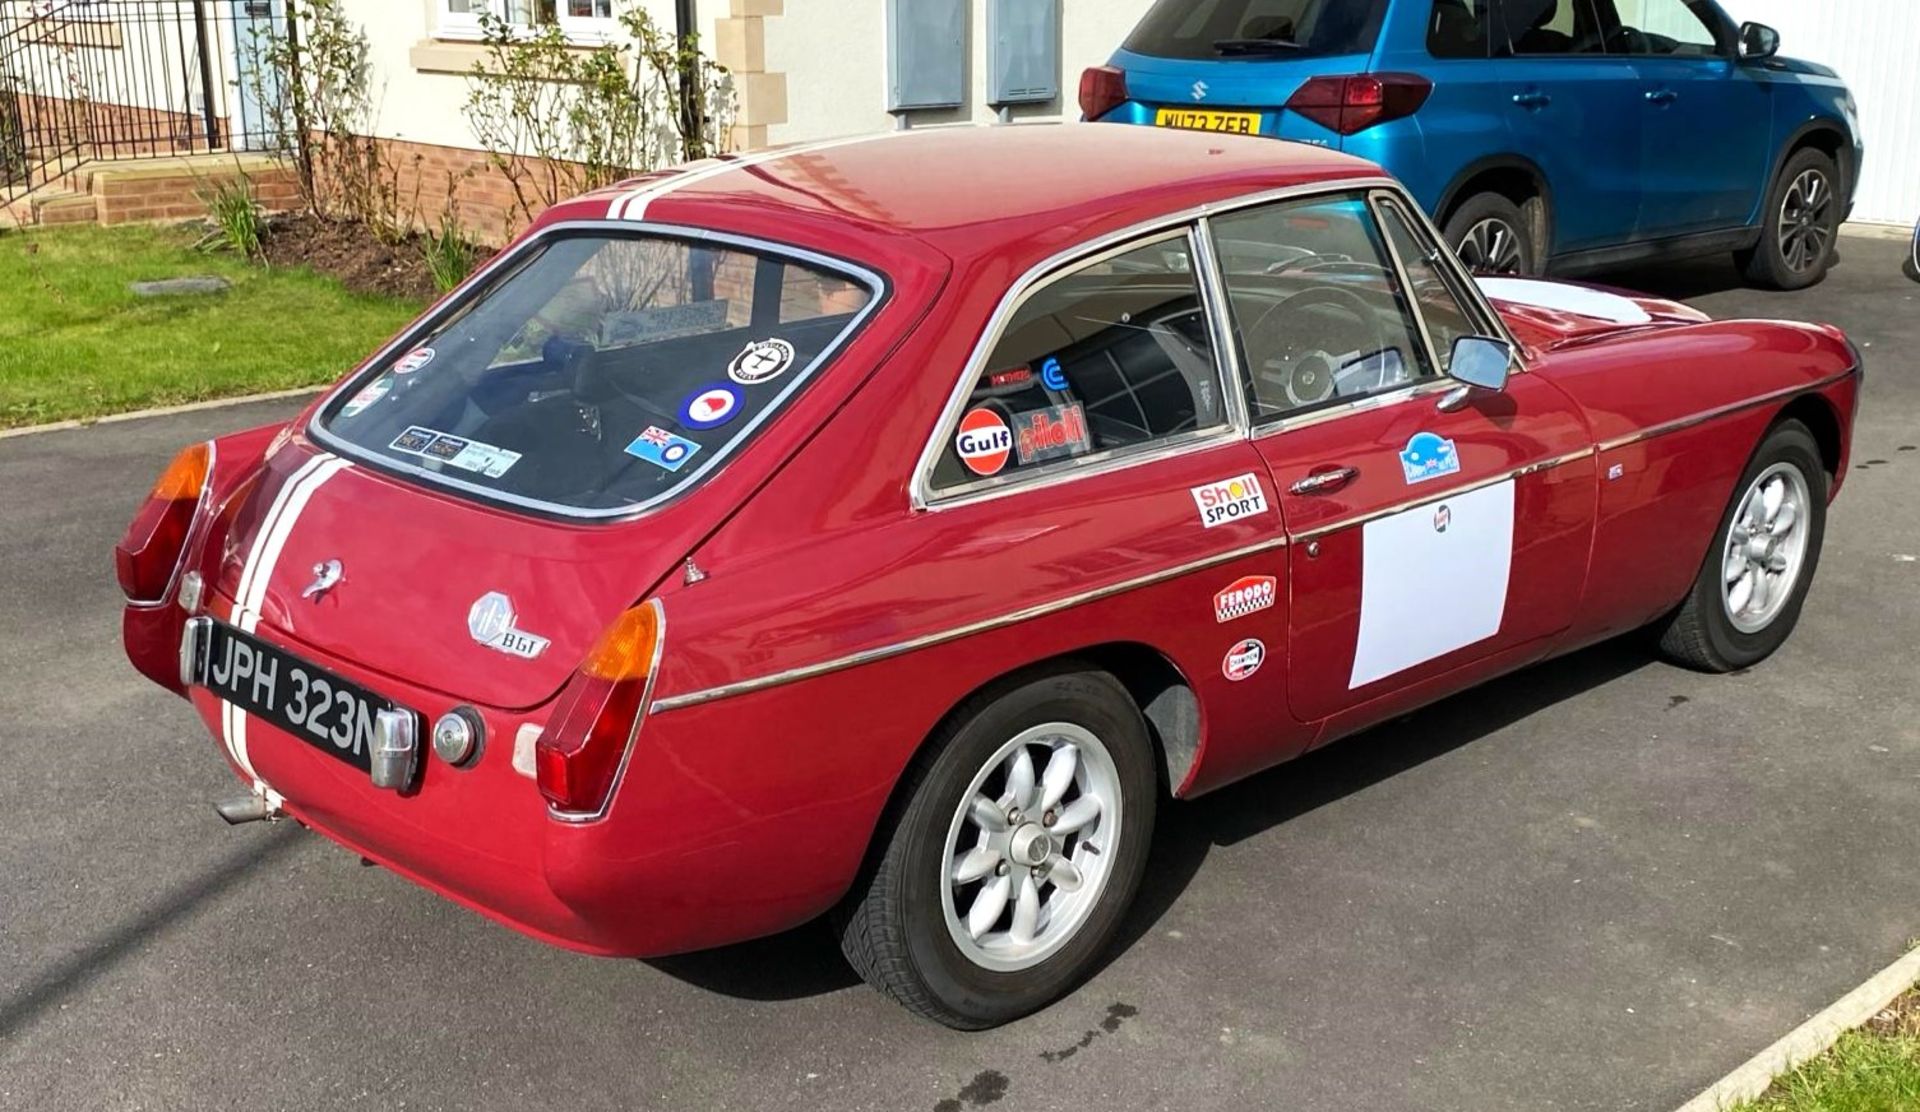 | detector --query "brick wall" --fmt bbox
[94,161,300,225]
